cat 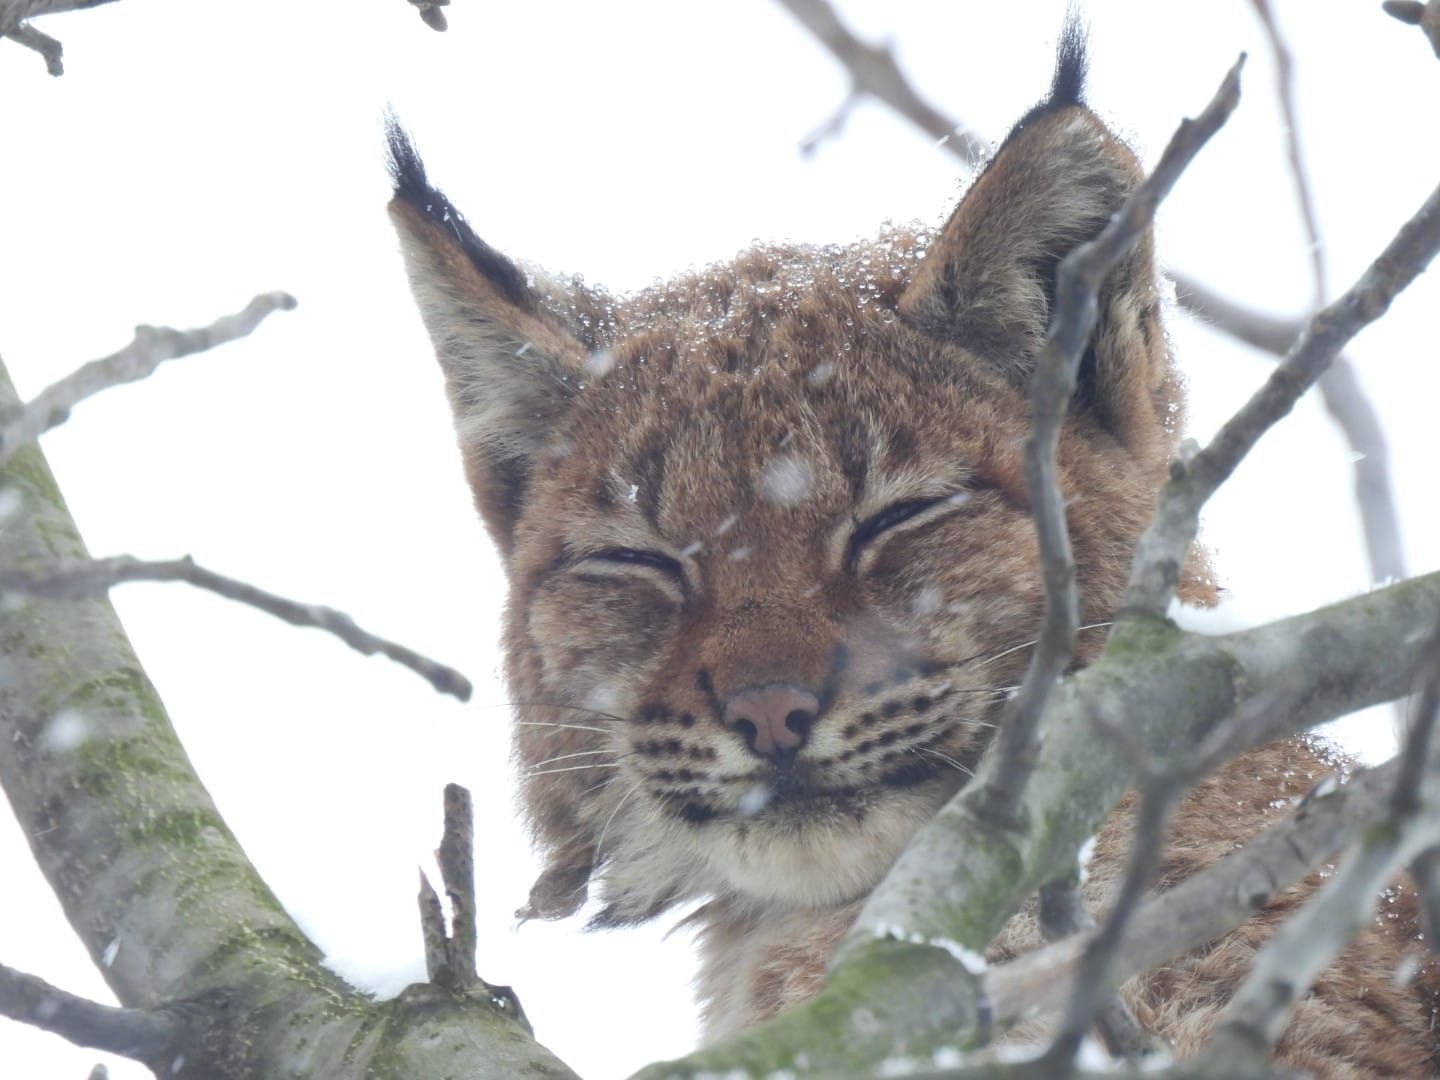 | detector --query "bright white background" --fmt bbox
[1,2,1436,1077]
